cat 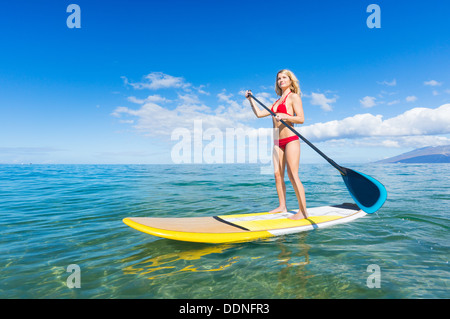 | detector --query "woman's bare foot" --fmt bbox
[269,206,287,214]
[288,211,308,220]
